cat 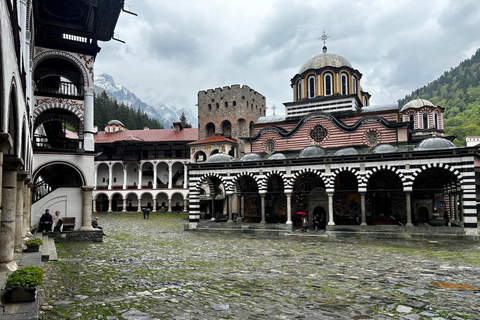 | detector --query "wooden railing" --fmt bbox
[34,80,84,98]
[34,135,83,150]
